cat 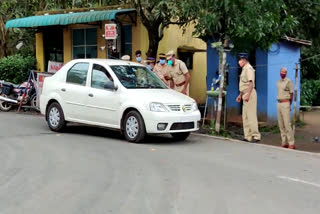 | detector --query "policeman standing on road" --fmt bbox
[277,67,295,149]
[236,53,261,143]
[166,50,190,95]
